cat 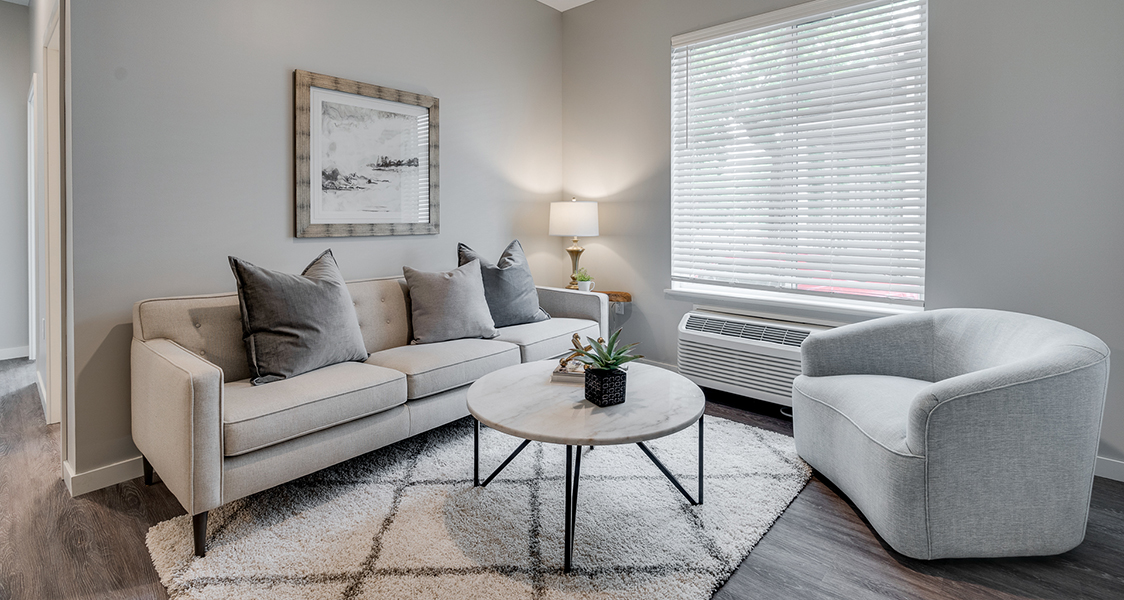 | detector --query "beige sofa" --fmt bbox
[131,277,606,556]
